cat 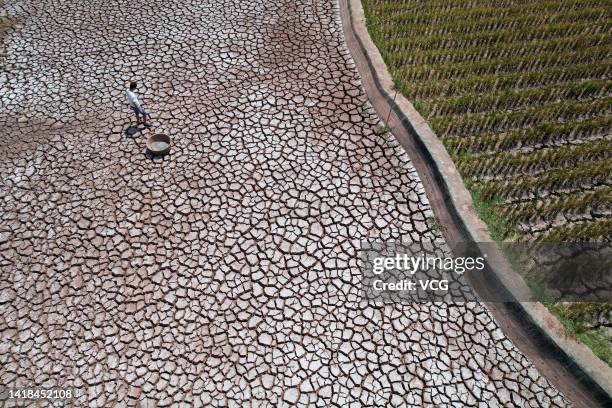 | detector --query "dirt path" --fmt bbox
[337,0,611,407]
